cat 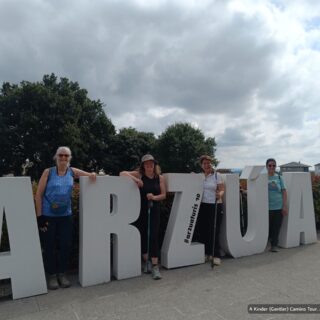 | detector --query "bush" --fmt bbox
[312,175,320,224]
